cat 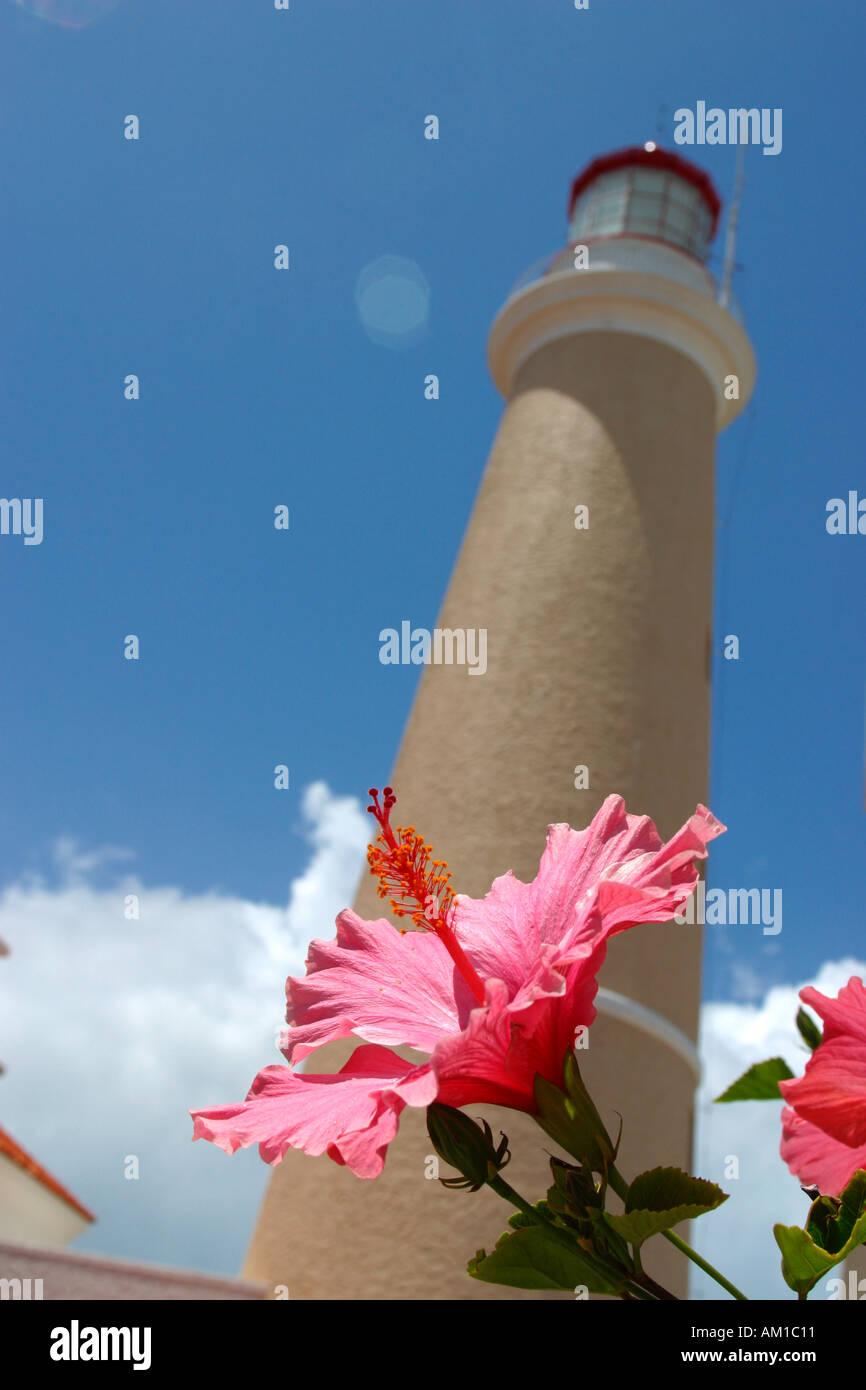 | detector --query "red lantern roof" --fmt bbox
[569,146,722,239]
